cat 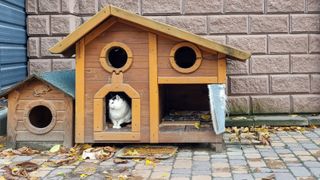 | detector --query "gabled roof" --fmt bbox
[0,70,75,98]
[49,6,251,60]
